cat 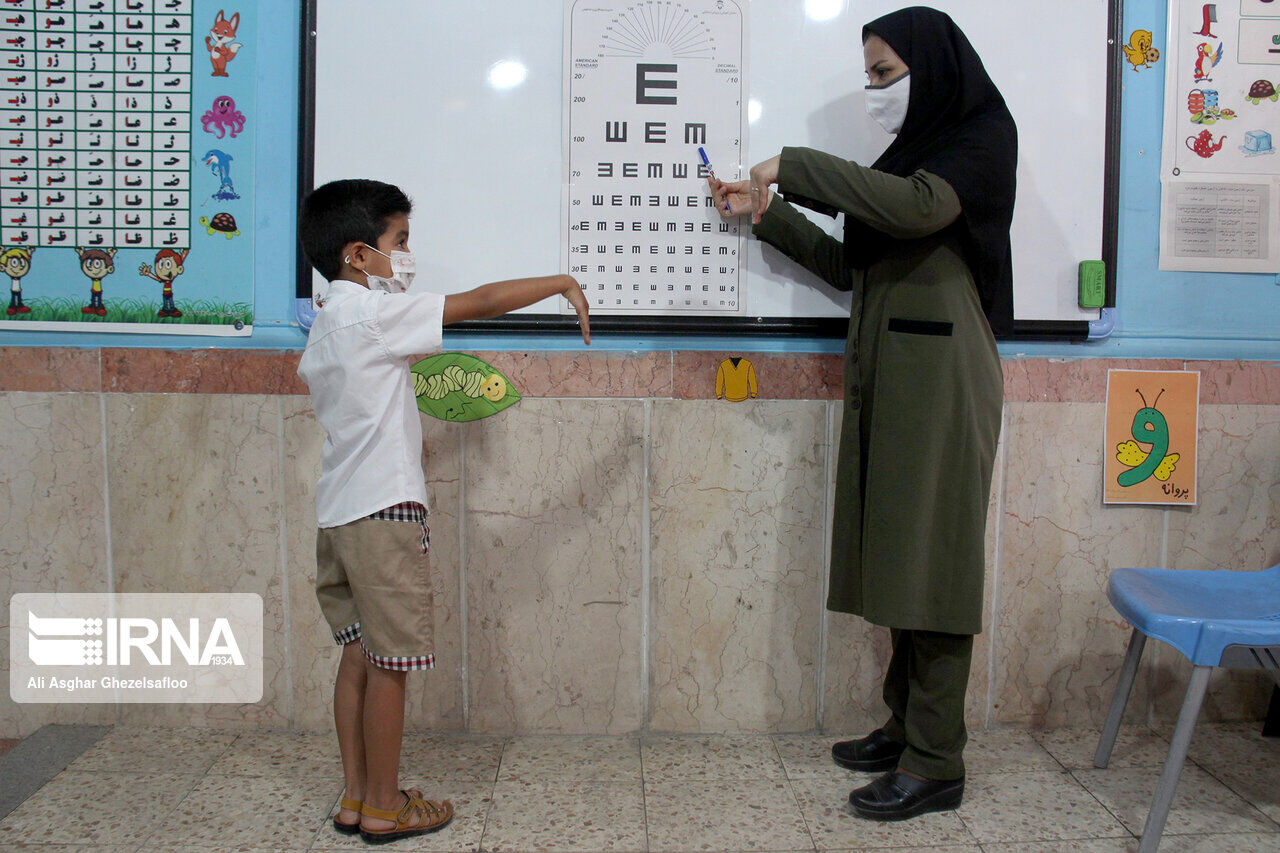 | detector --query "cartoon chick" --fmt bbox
[139,248,190,317]
[1122,30,1160,72]
[2,246,35,315]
